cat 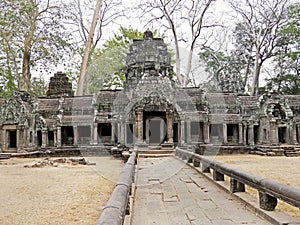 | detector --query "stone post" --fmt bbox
[16,128,20,150]
[223,123,228,144]
[248,124,254,146]
[180,120,185,145]
[54,129,57,146]
[270,120,277,145]
[239,123,243,144]
[243,124,247,144]
[93,123,98,145]
[111,122,116,144]
[186,119,191,144]
[57,126,61,147]
[73,126,78,145]
[166,110,173,143]
[230,178,245,193]
[120,119,125,145]
[41,128,47,148]
[296,124,300,144]
[204,122,210,144]
[259,192,277,211]
[135,111,143,143]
